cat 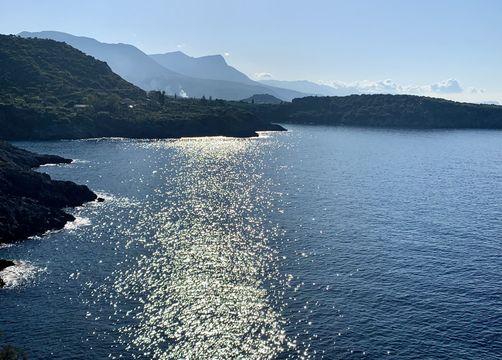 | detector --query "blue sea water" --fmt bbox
[1,125,502,359]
